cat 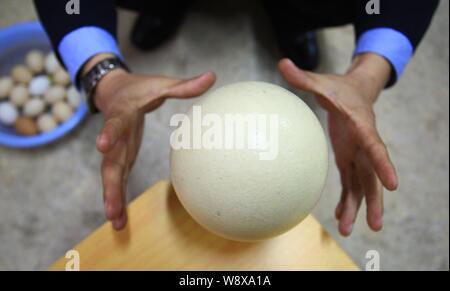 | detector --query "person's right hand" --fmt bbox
[88,59,216,230]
